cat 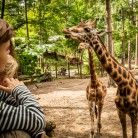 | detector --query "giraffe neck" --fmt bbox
[88,48,98,86]
[88,34,135,88]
